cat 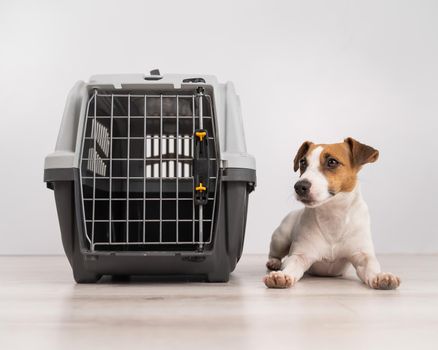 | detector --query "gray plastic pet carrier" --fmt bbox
[44,70,256,283]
